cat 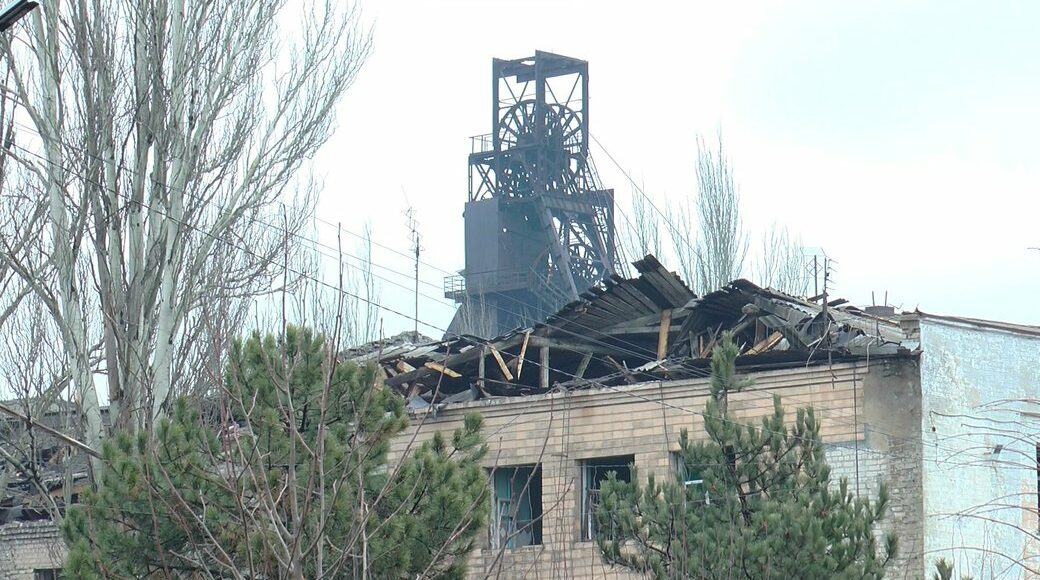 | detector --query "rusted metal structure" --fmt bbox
[445,51,619,337]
